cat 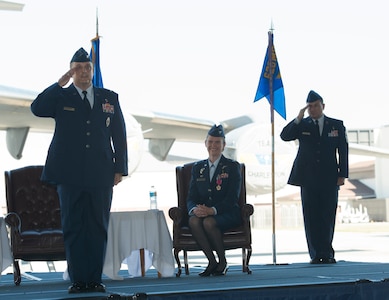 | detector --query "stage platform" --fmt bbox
[0,261,388,300]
